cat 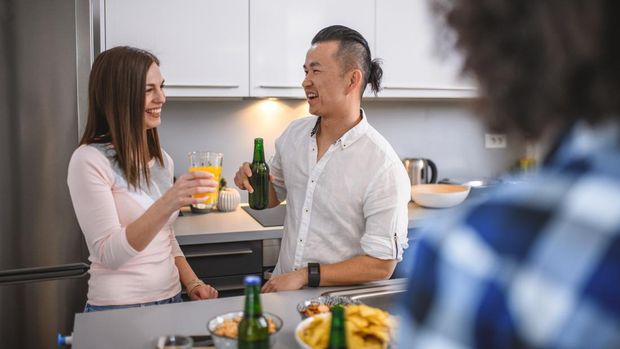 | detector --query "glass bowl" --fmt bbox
[206,311,282,349]
[296,295,361,319]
